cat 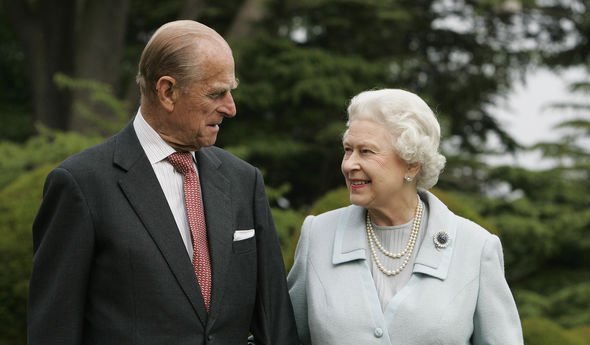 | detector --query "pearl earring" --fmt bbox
[404,175,413,182]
